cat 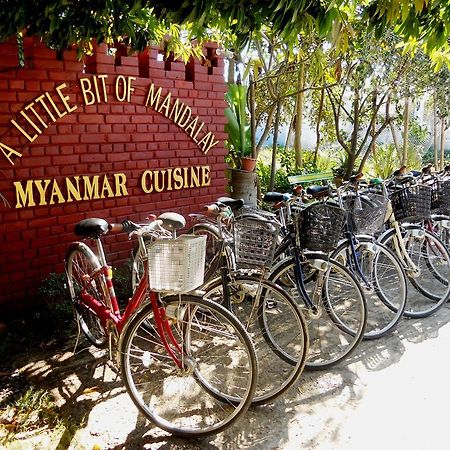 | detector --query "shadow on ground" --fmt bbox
[2,303,450,449]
